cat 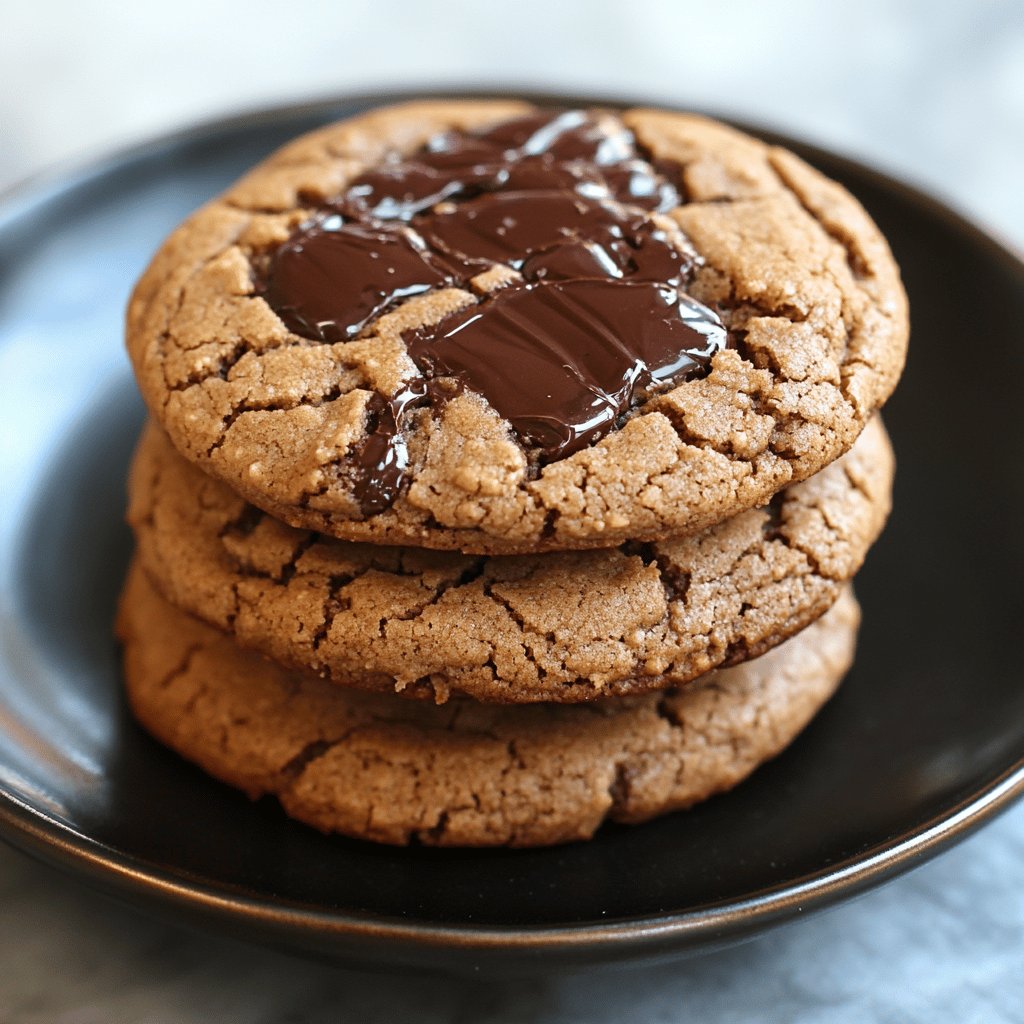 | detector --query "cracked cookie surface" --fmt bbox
[126,100,908,554]
[117,564,859,847]
[128,416,891,703]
